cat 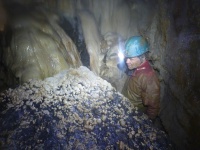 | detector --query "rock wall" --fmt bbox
[0,0,7,31]
[151,0,200,149]
[1,3,82,84]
